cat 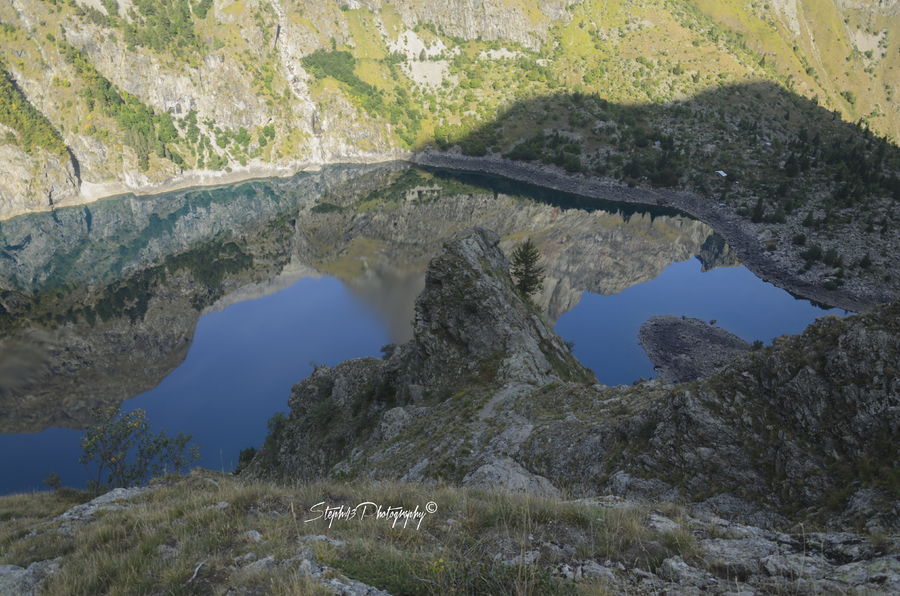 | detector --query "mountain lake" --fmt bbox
[0,164,844,494]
